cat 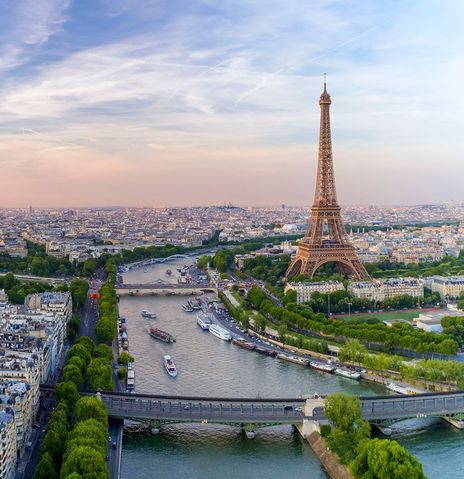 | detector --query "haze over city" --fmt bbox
[0,0,463,208]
